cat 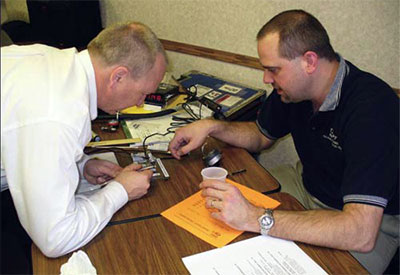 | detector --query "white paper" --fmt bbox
[60,250,97,275]
[194,84,213,97]
[219,84,242,94]
[218,95,242,107]
[124,115,175,147]
[182,235,327,275]
[124,108,212,152]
